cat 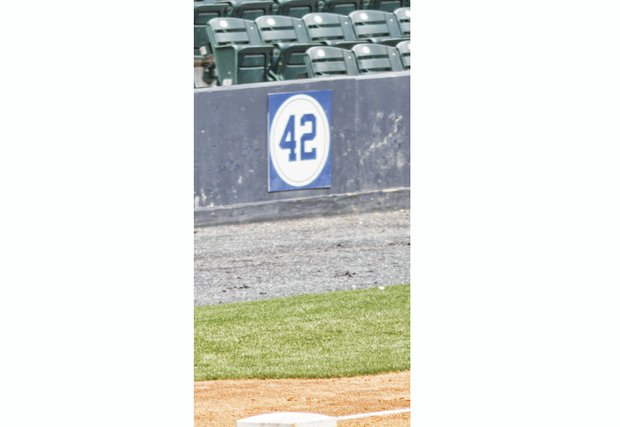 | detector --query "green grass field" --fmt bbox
[194,284,410,381]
